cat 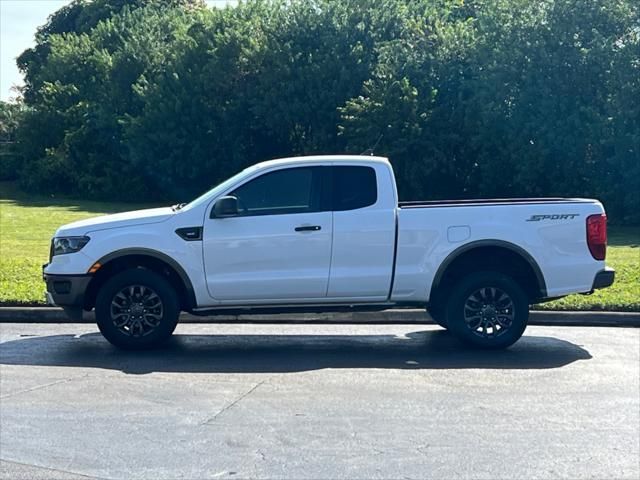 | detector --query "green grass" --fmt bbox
[0,181,638,310]
[0,182,157,305]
